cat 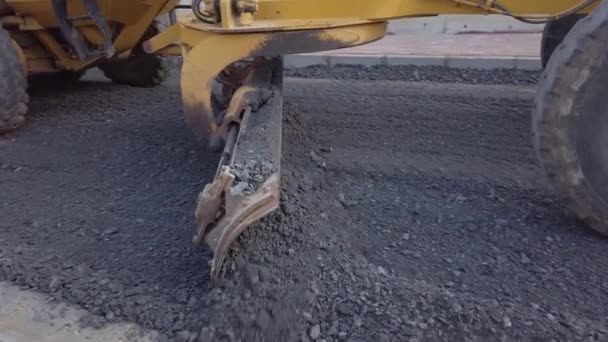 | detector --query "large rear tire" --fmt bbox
[0,26,28,133]
[98,18,170,87]
[533,1,608,234]
[540,14,585,69]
